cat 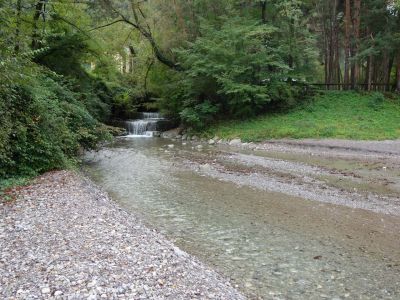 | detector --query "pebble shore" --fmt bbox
[0,171,244,300]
